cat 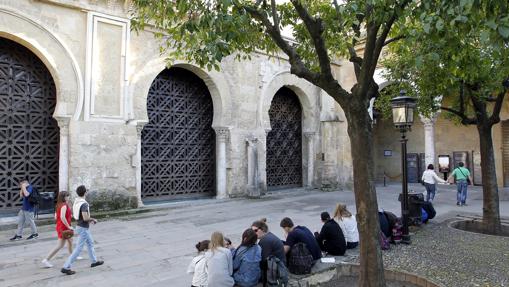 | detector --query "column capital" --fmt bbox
[246,136,258,146]
[214,126,231,140]
[419,112,440,126]
[55,116,71,134]
[303,131,316,140]
[136,122,147,138]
